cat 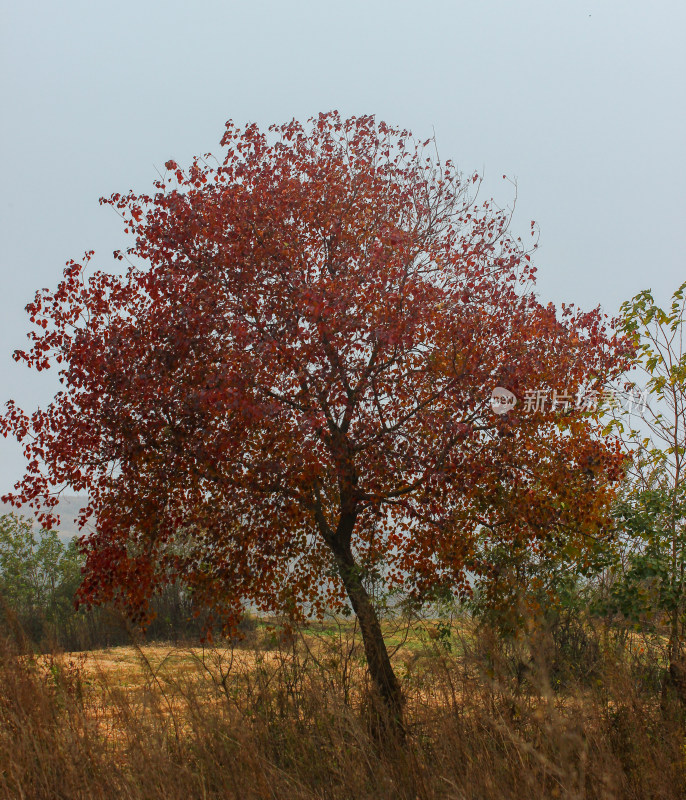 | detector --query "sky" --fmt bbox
[0,0,684,494]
